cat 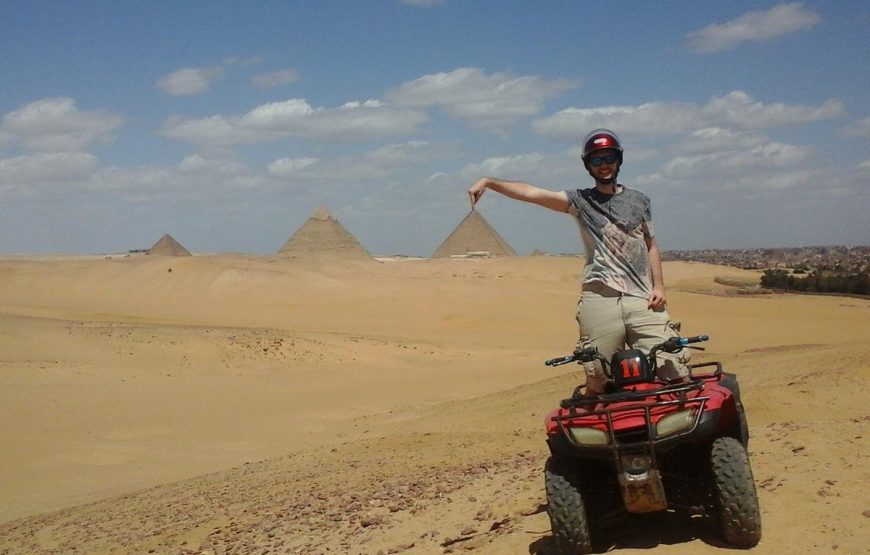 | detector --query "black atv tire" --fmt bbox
[544,455,592,554]
[710,437,762,547]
